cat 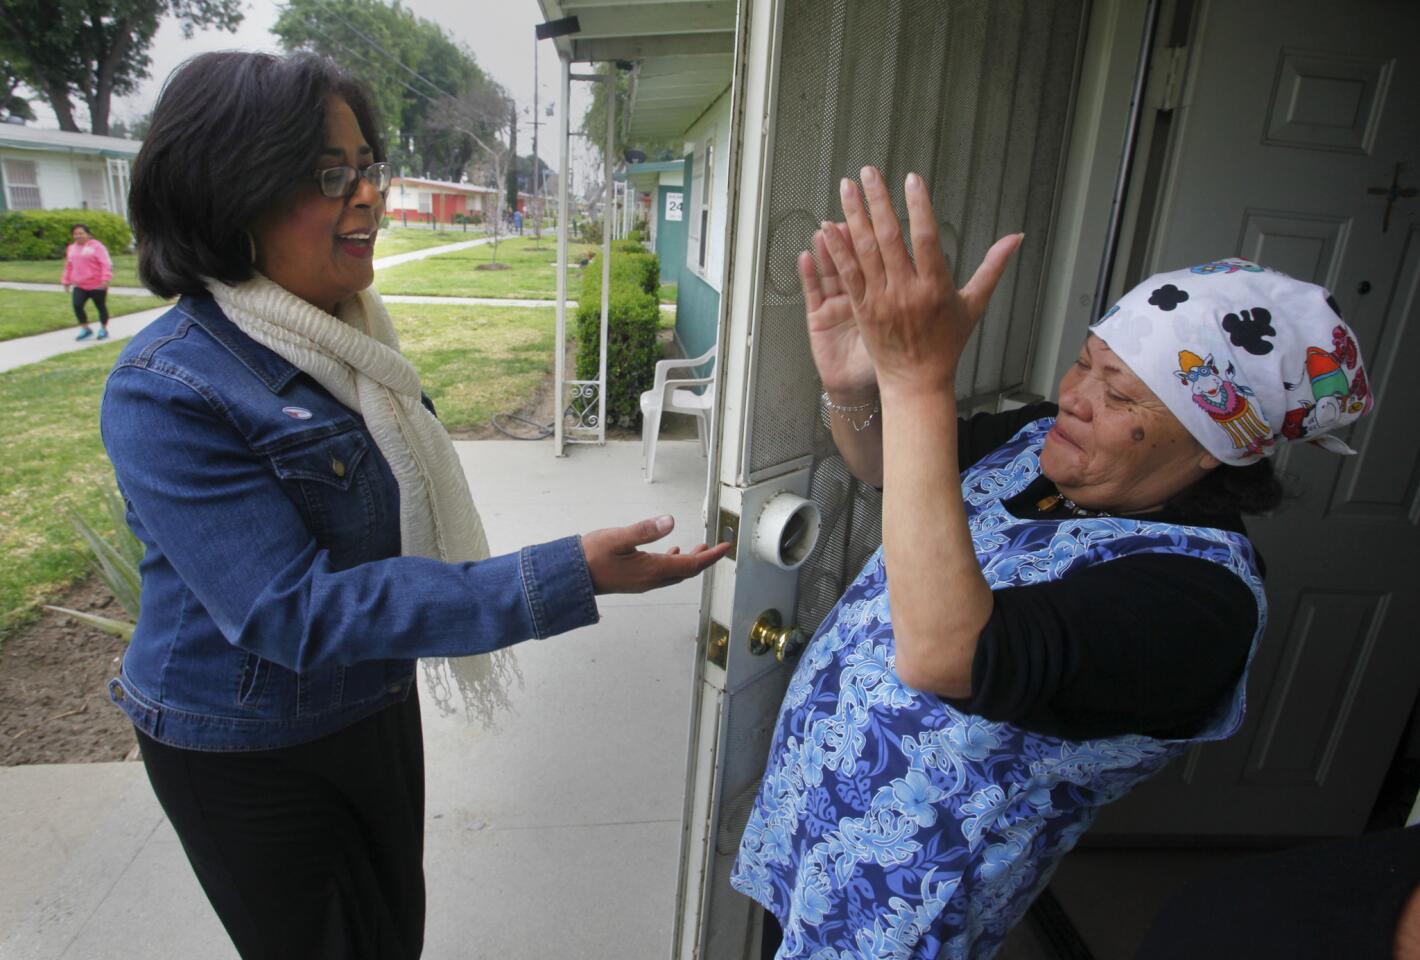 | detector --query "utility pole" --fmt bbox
[532,35,541,243]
